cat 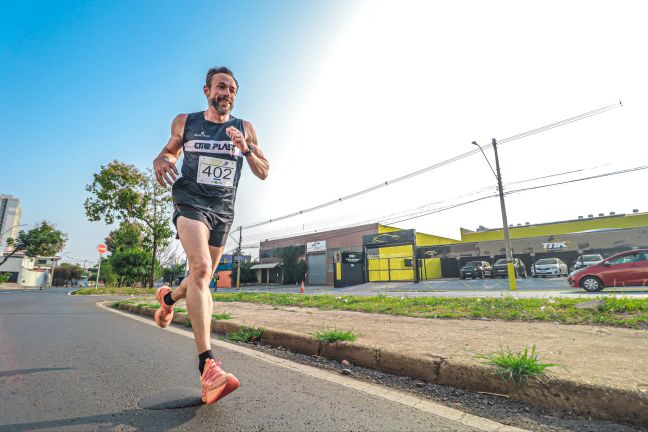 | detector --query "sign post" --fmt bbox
[96,244,107,289]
